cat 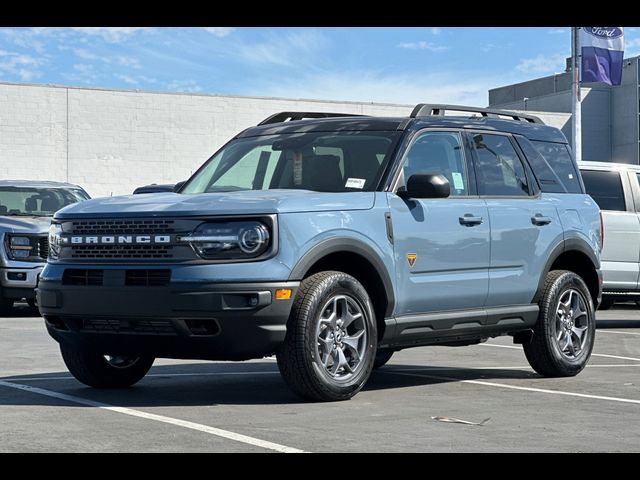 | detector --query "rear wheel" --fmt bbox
[60,345,154,388]
[277,271,377,401]
[524,270,595,377]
